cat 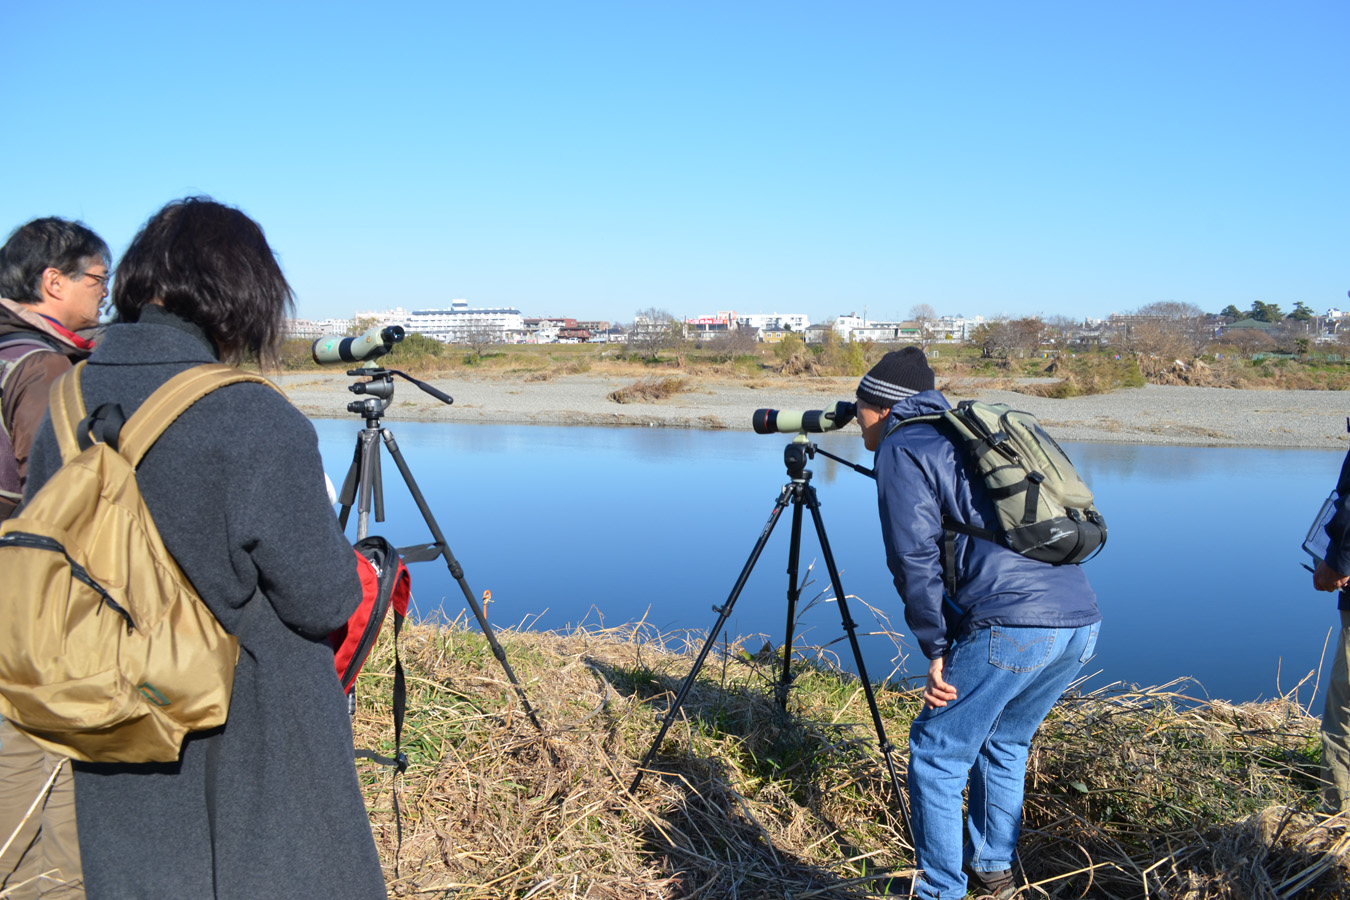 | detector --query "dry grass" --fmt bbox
[348,618,1350,899]
[607,377,690,404]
